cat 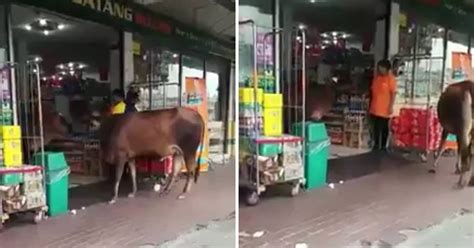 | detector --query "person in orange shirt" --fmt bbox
[369,60,397,151]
